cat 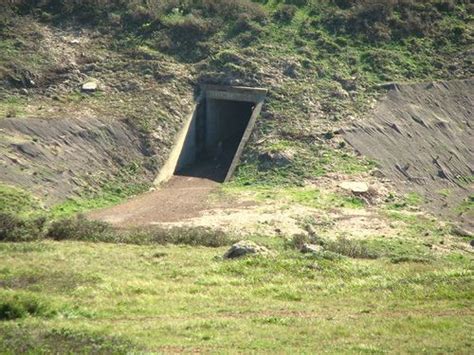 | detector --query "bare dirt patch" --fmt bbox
[344,79,474,229]
[0,116,155,204]
[88,175,252,226]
